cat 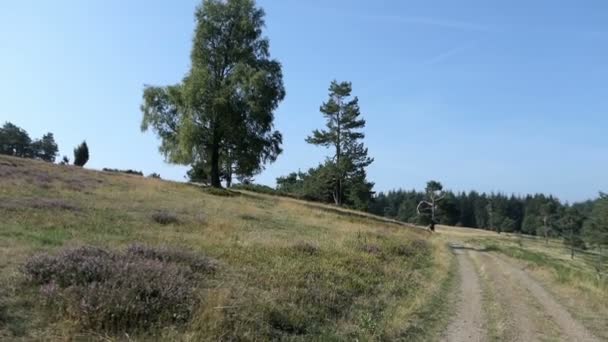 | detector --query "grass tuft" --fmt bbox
[292,241,320,255]
[361,243,382,254]
[151,211,180,225]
